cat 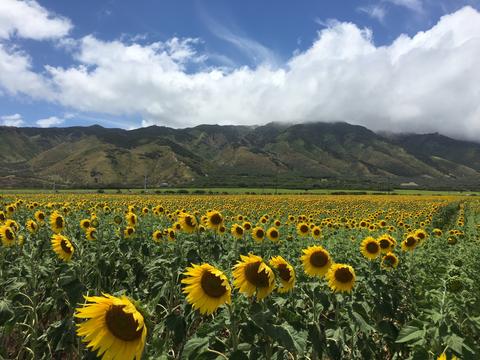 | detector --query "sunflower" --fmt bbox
[326,264,356,293]
[167,228,176,241]
[33,210,44,223]
[269,256,295,293]
[124,226,135,238]
[301,245,332,277]
[80,219,91,230]
[243,221,252,231]
[266,227,280,242]
[311,226,322,240]
[401,233,418,252]
[0,211,5,223]
[377,234,395,253]
[86,227,97,241]
[231,224,244,239]
[4,219,19,232]
[26,220,38,234]
[381,252,399,270]
[75,294,147,360]
[206,211,223,230]
[50,211,65,234]
[0,225,16,247]
[437,353,458,360]
[414,229,428,243]
[296,222,310,237]
[360,237,381,260]
[232,254,275,300]
[179,213,198,233]
[152,230,163,243]
[126,212,138,227]
[182,263,231,315]
[251,226,265,242]
[51,234,74,262]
